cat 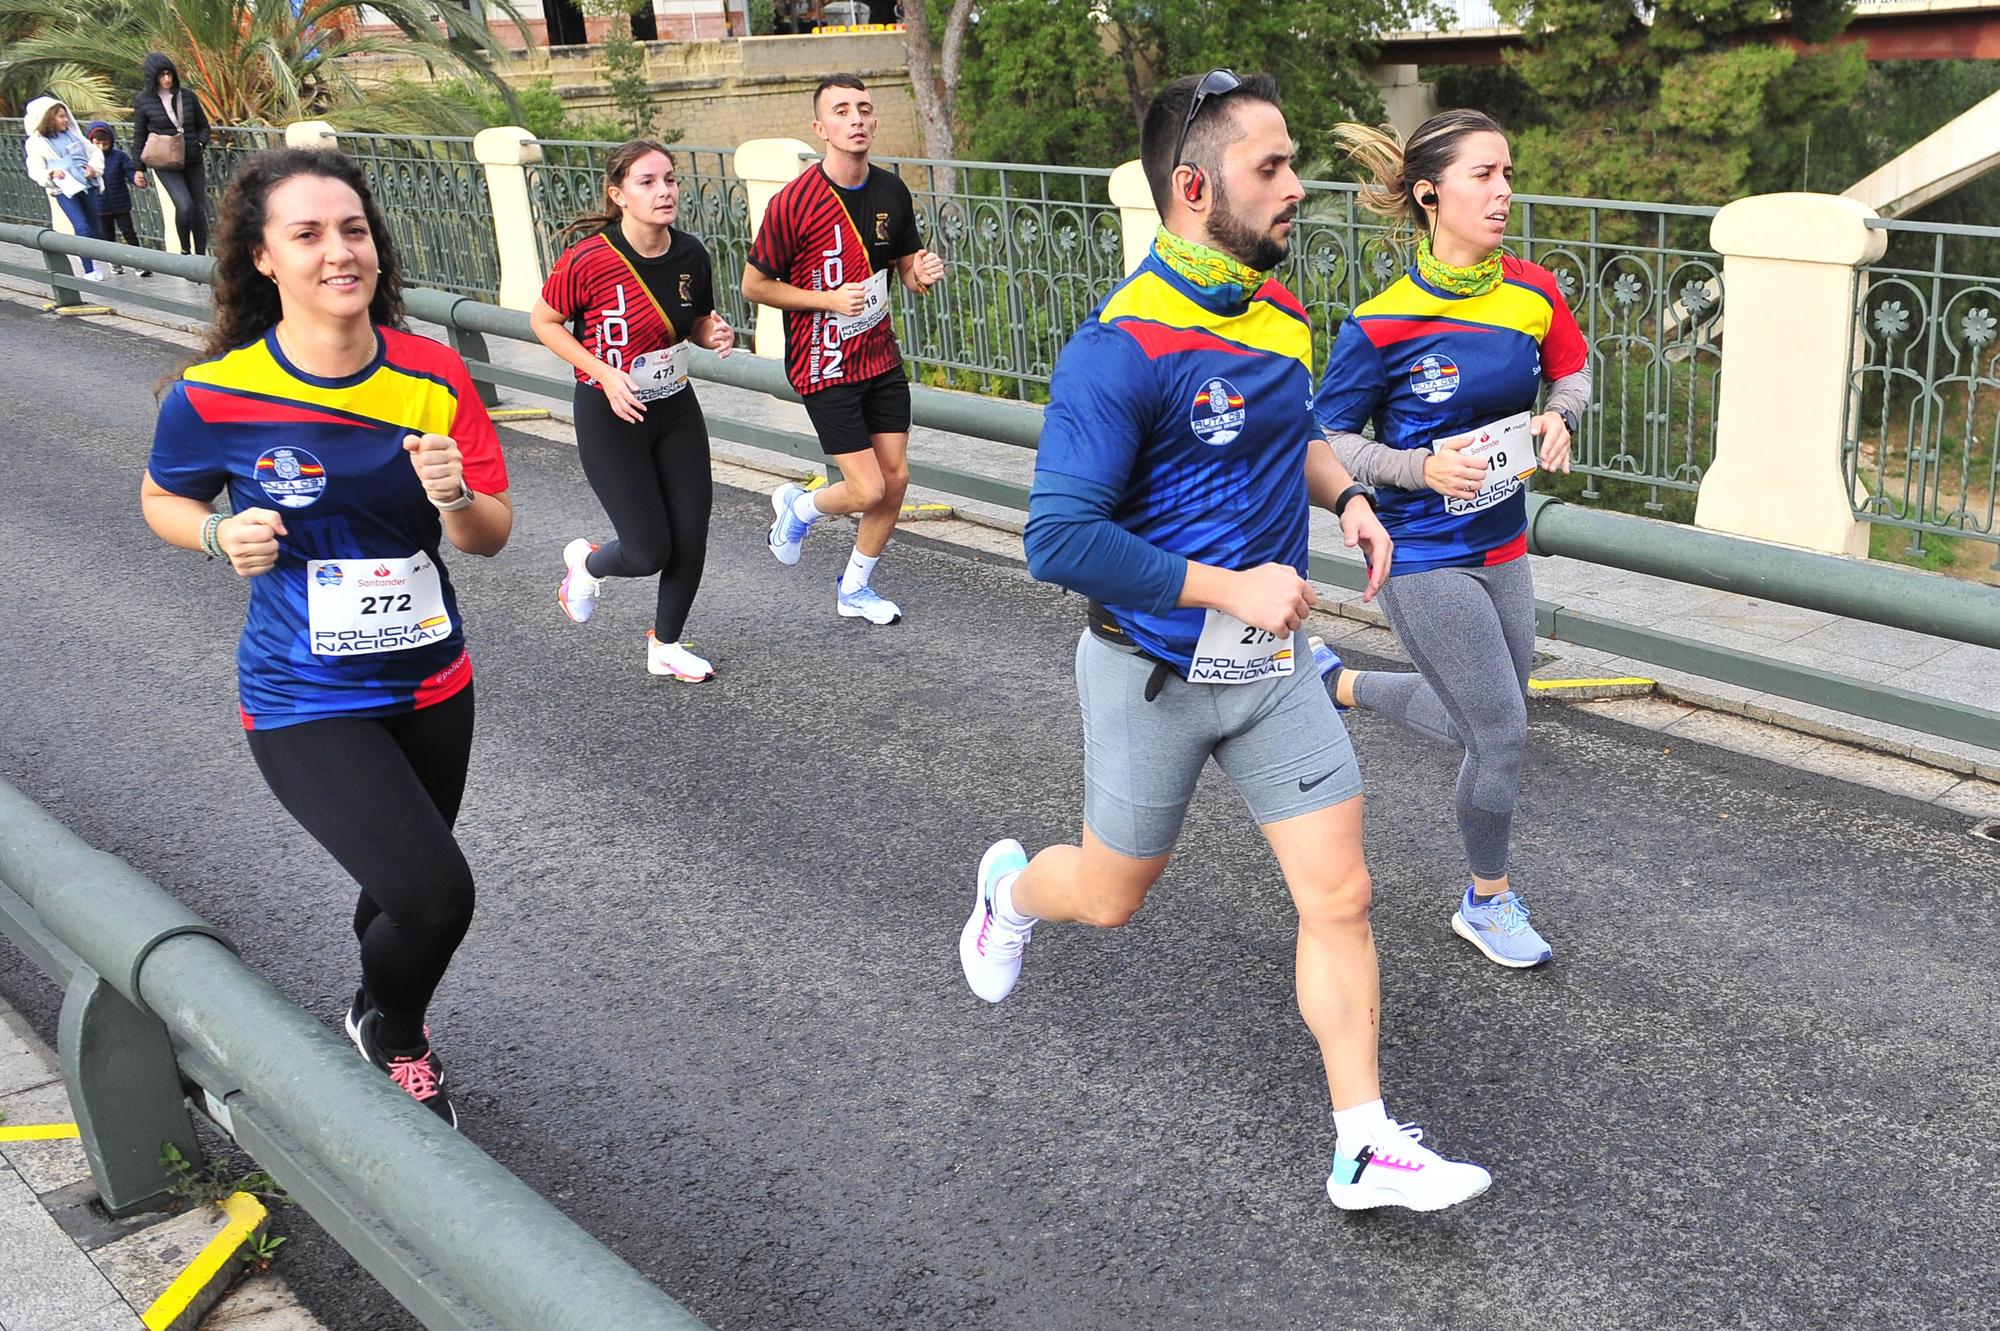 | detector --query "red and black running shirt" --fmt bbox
[541,224,716,387]
[747,164,921,395]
